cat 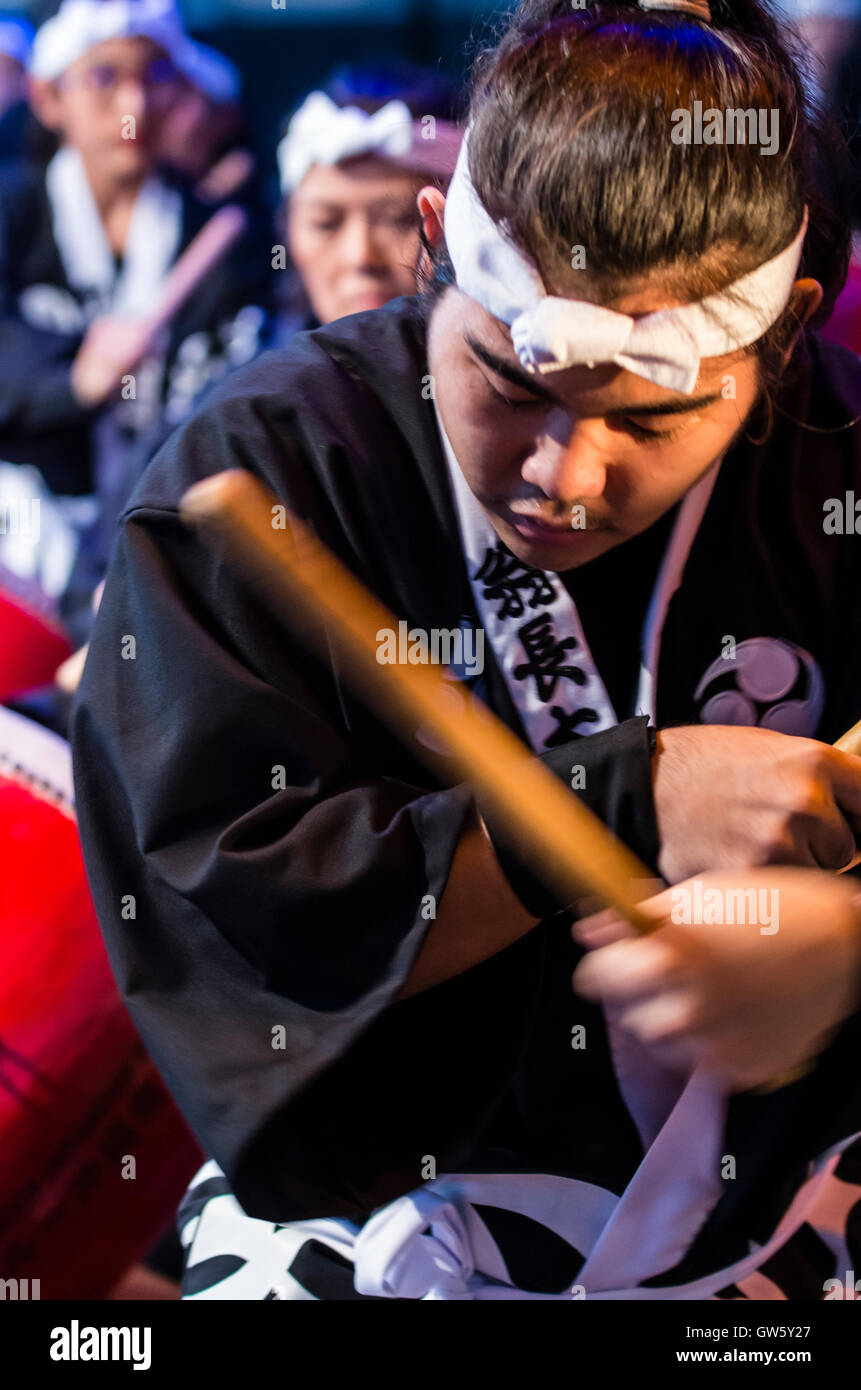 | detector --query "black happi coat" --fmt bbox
[72,299,861,1289]
[0,156,273,497]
